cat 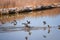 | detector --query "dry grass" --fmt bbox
[0,0,60,8]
